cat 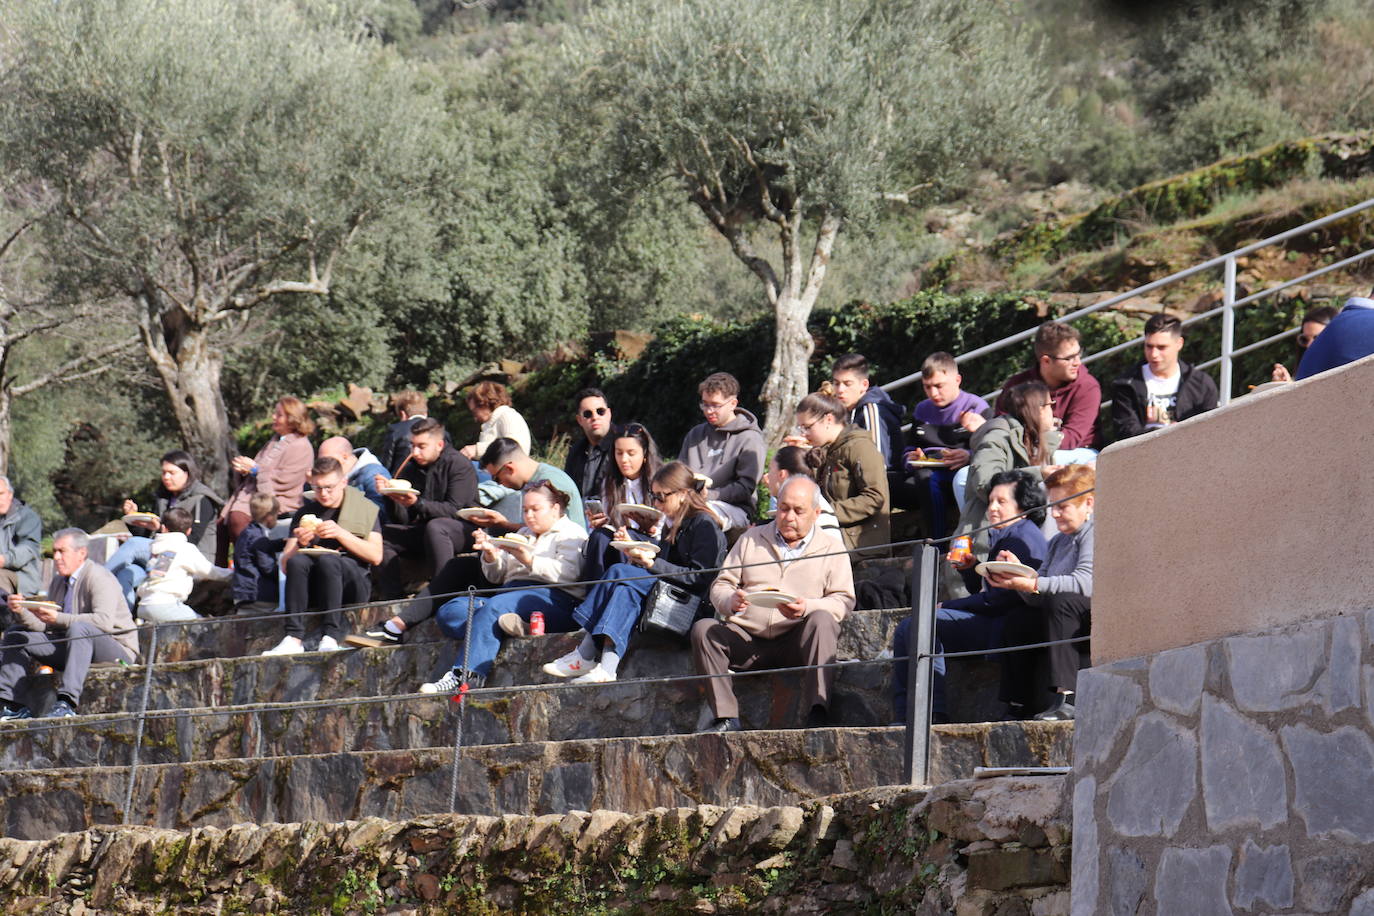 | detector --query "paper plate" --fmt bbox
[122,513,160,527]
[298,546,339,557]
[975,560,1036,579]
[14,600,60,613]
[457,507,497,521]
[378,486,420,497]
[610,540,659,554]
[908,459,948,468]
[745,590,799,609]
[492,536,534,551]
[617,503,663,519]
